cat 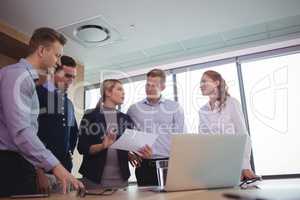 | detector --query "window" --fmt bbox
[241,52,300,176]
[176,63,241,133]
[85,88,100,110]
[121,79,146,113]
